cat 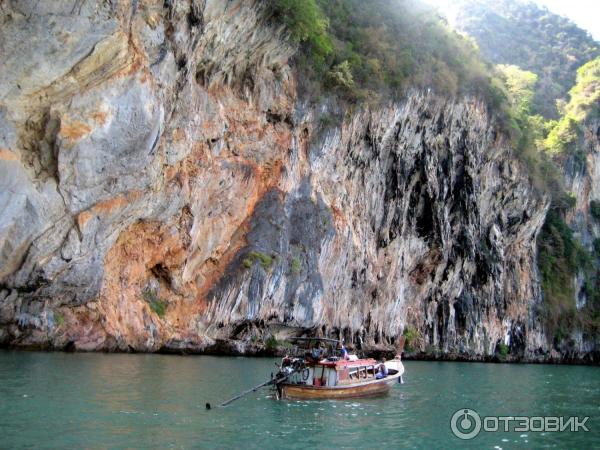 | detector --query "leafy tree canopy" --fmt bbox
[449,0,600,118]
[267,0,507,110]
